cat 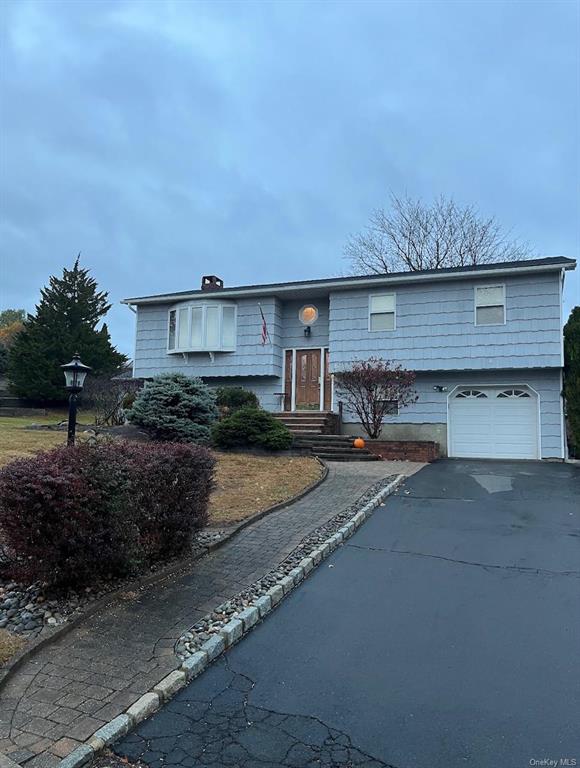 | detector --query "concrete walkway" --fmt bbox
[0,461,422,767]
